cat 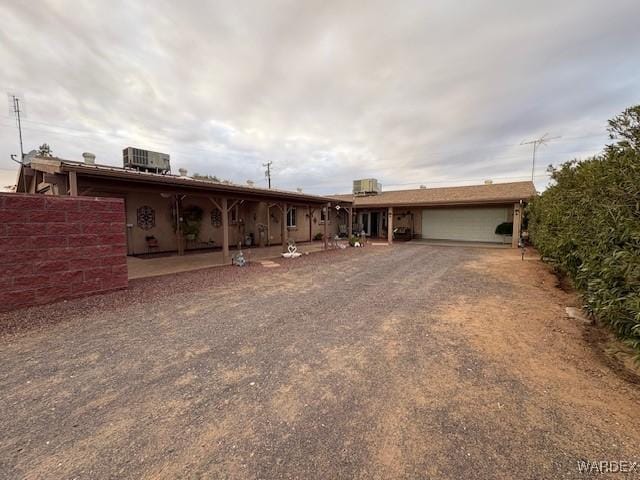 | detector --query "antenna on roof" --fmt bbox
[520,133,561,182]
[7,92,25,161]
